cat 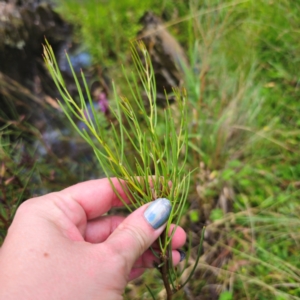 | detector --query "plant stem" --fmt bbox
[159,229,172,300]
